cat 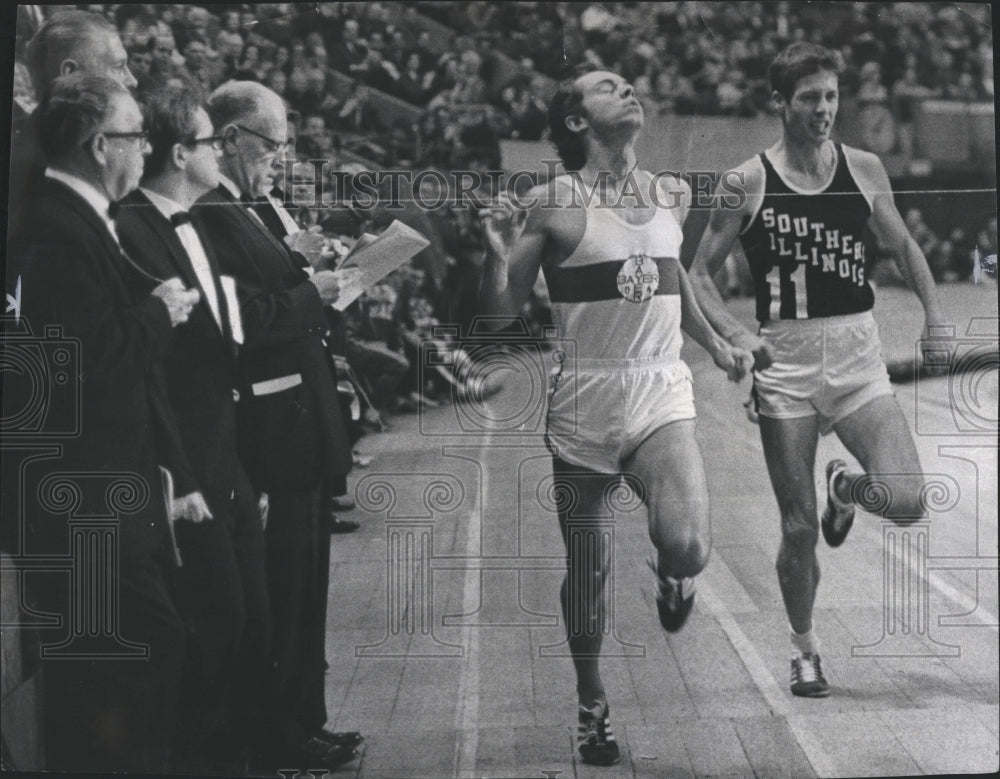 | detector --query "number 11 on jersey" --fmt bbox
[766,261,808,319]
